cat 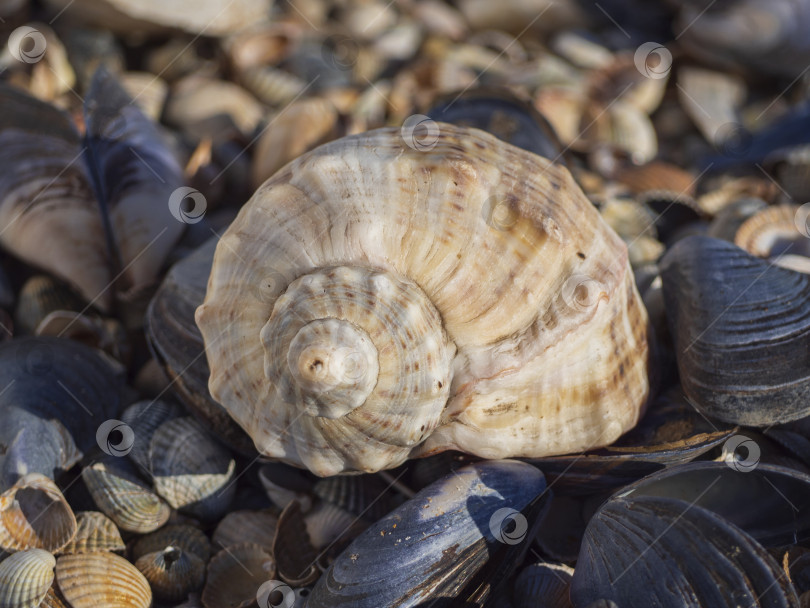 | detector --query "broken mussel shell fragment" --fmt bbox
[307,460,549,607]
[660,236,810,426]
